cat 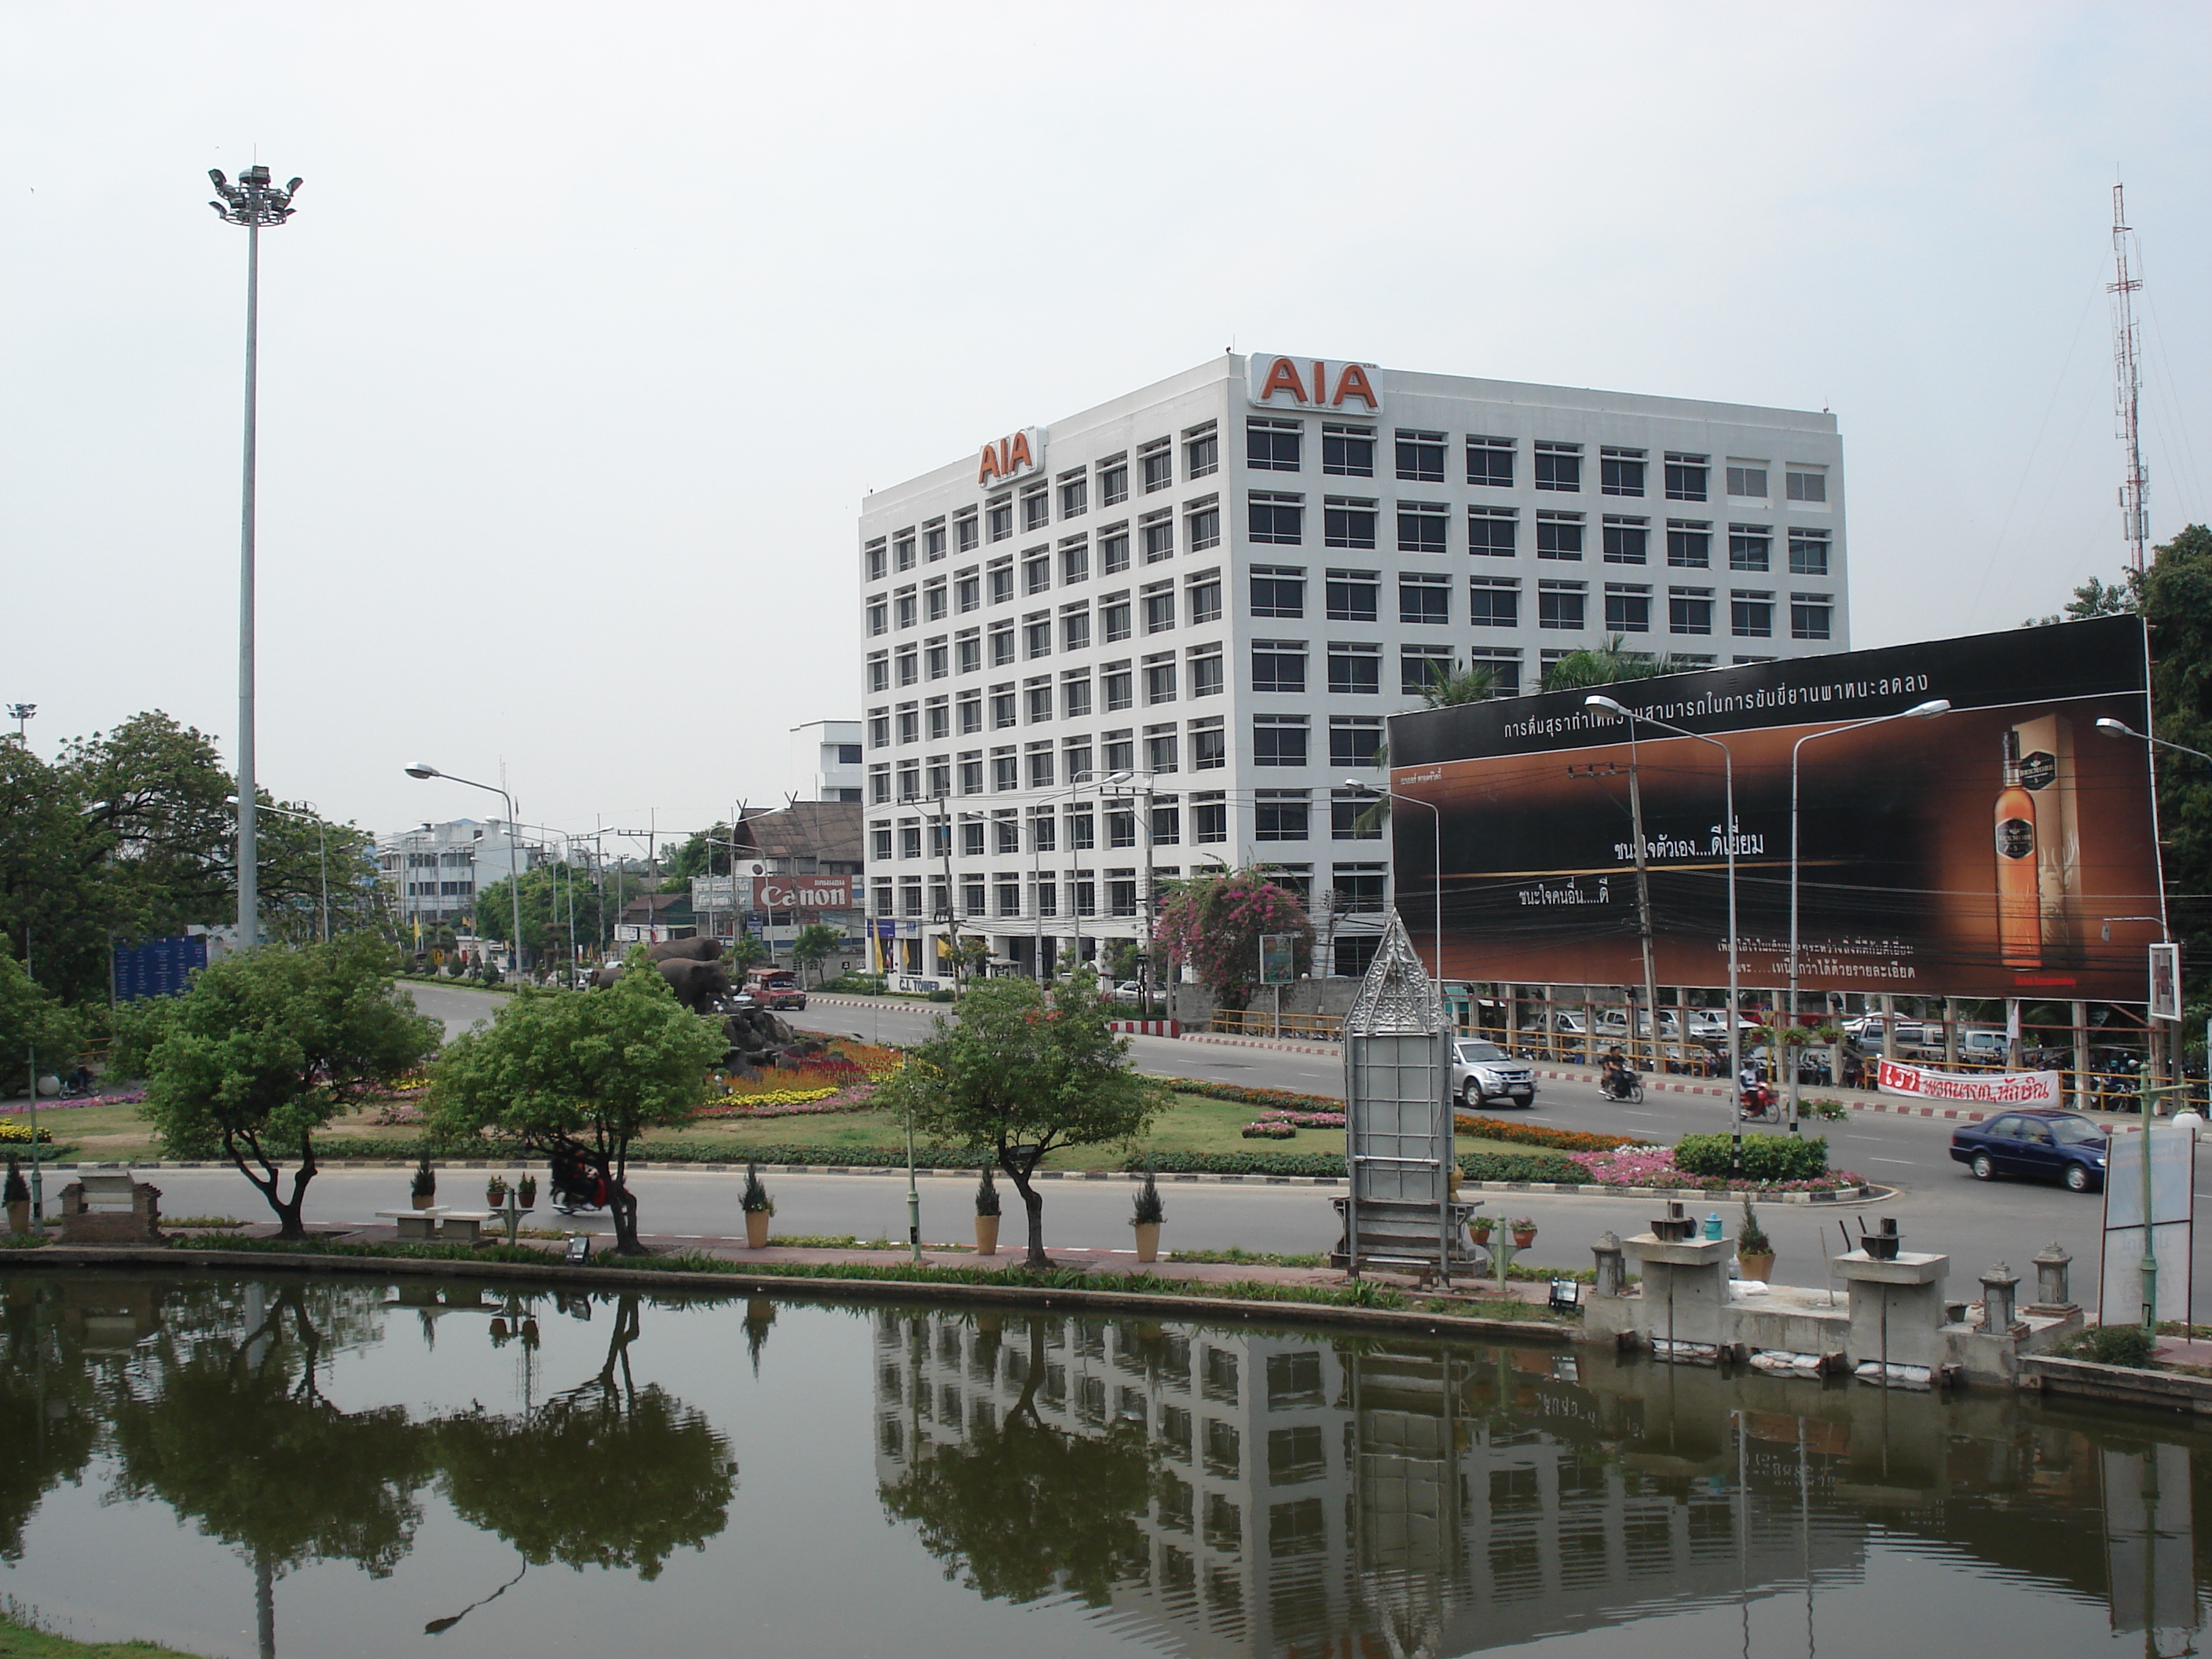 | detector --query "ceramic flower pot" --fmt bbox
[745,1210,771,1249]
[1511,1229,1537,1248]
[1738,1251,1775,1283]
[411,1193,435,1211]
[1133,1221,1161,1264]
[976,1214,1001,1257]
[1469,1225,1493,1247]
